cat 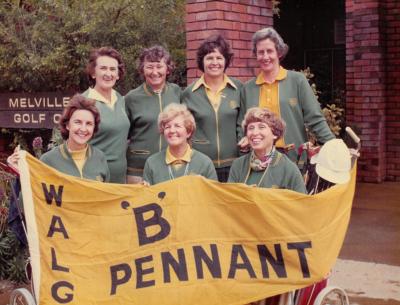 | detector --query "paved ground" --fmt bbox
[1,181,399,305]
[330,181,400,305]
